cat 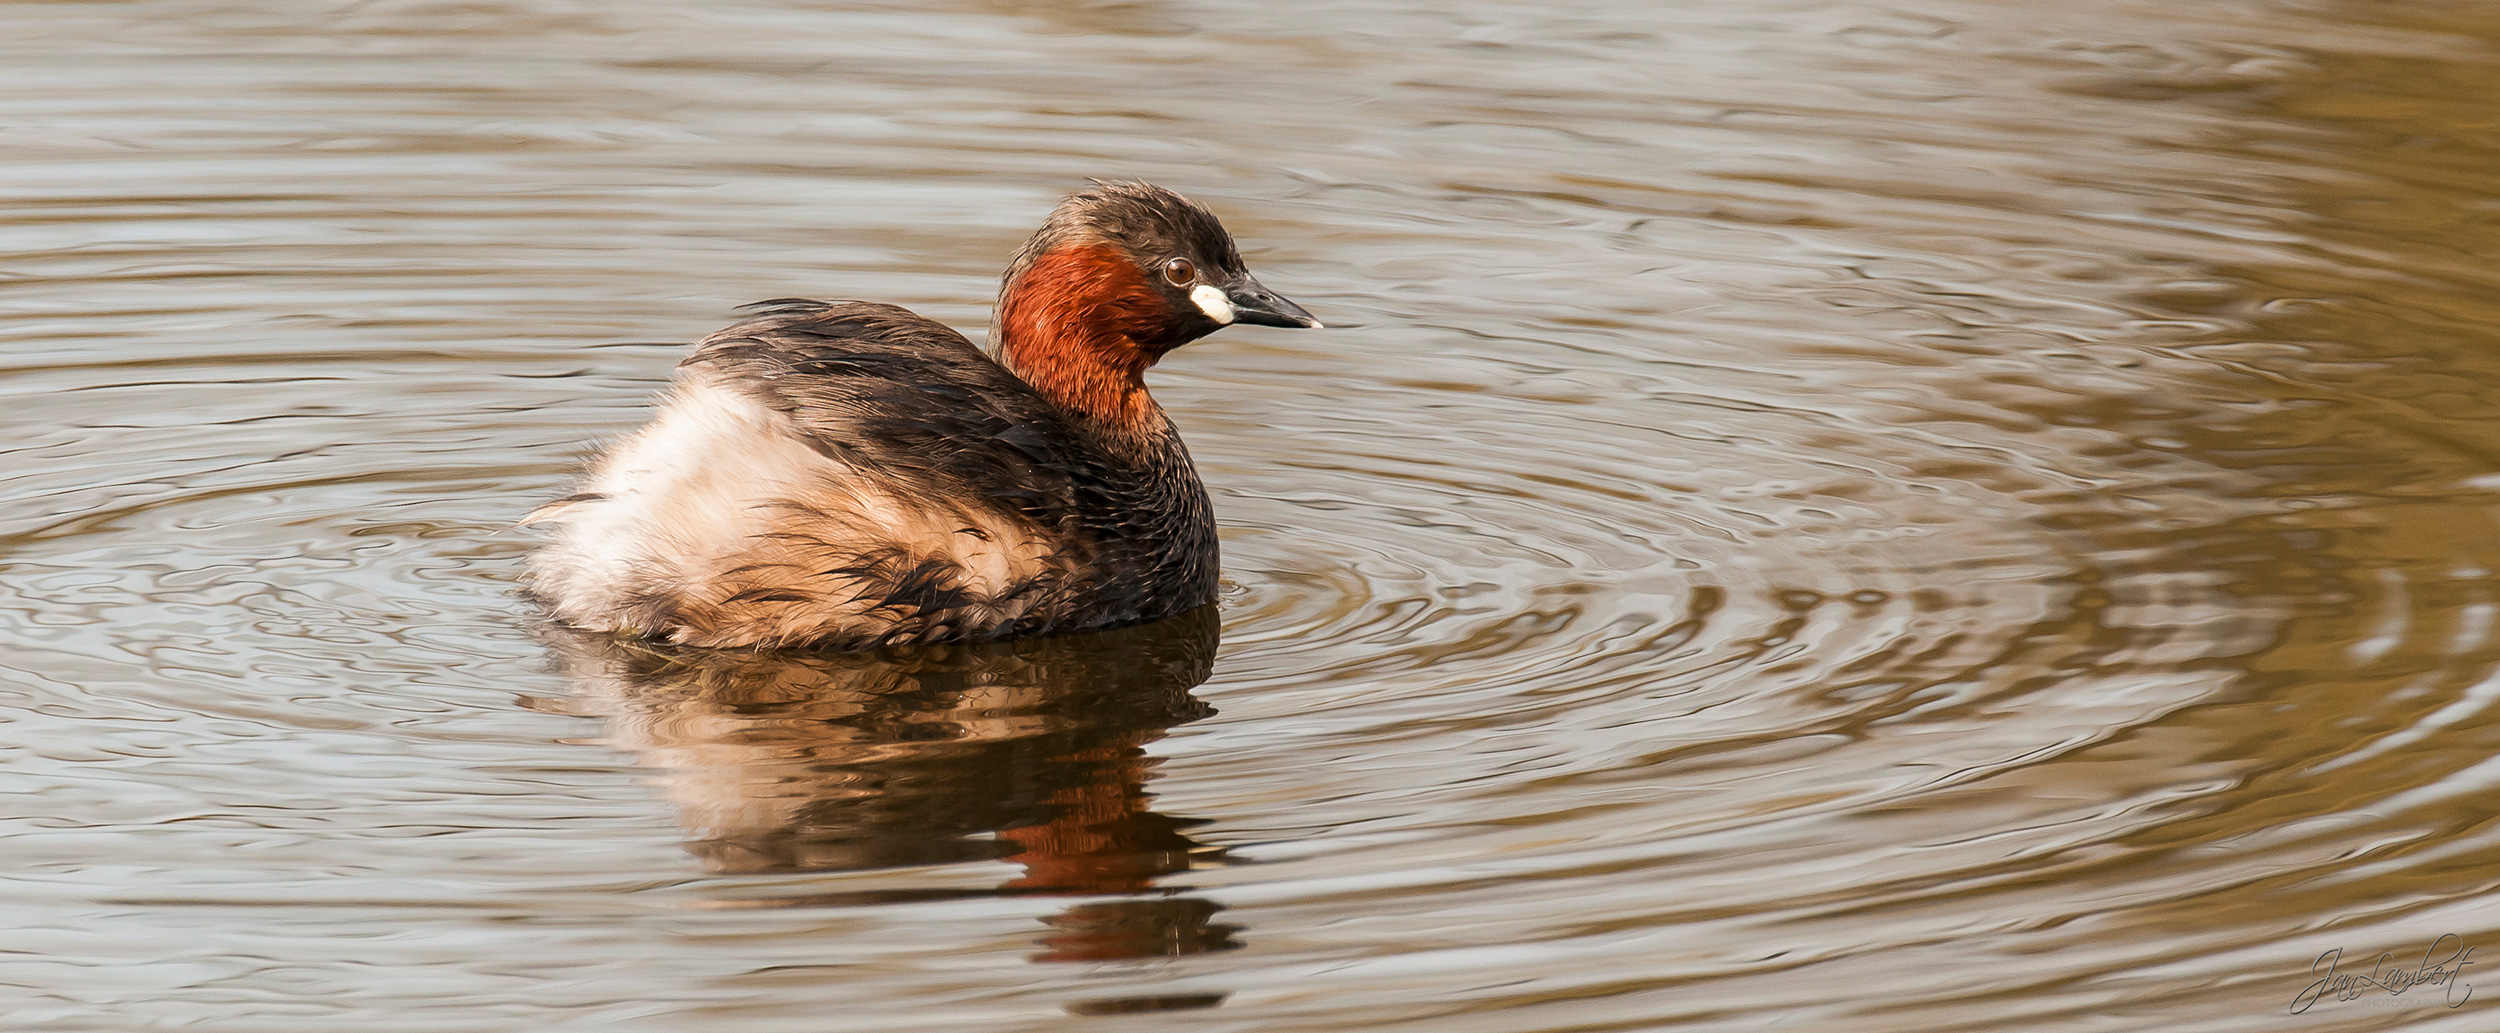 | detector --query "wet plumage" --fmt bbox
[524,183,1318,649]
